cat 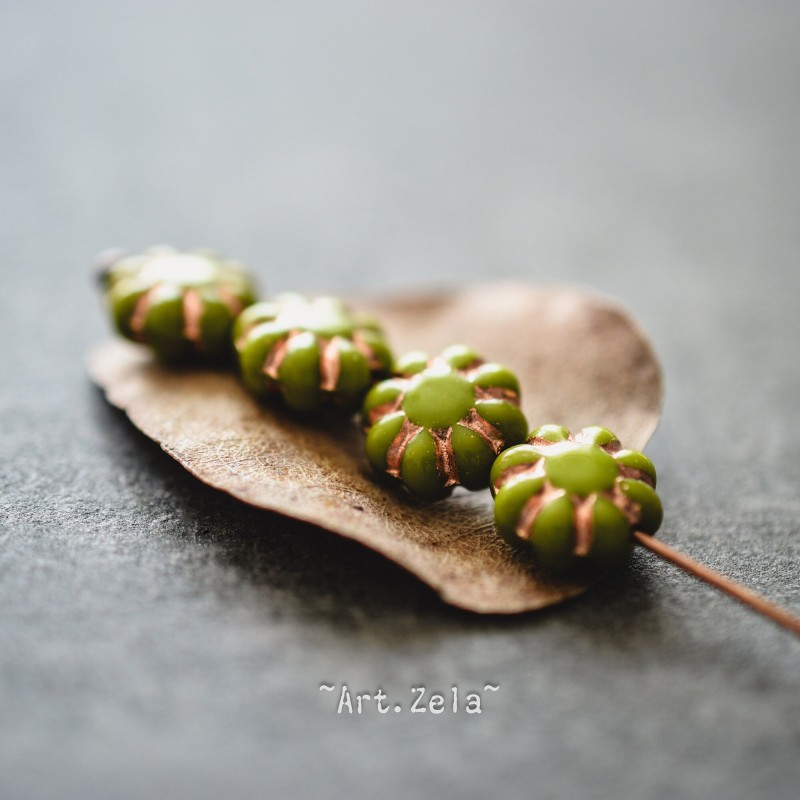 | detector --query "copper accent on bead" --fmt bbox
[457,408,507,455]
[611,483,643,527]
[572,495,597,557]
[618,465,655,488]
[319,337,343,392]
[351,330,383,372]
[386,419,424,479]
[263,334,293,380]
[430,427,460,488]
[216,285,244,319]
[182,289,203,345]
[473,386,520,405]
[516,486,567,542]
[129,286,160,338]
[367,397,403,427]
